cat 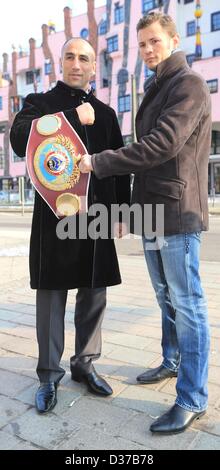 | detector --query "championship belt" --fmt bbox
[26,111,90,218]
